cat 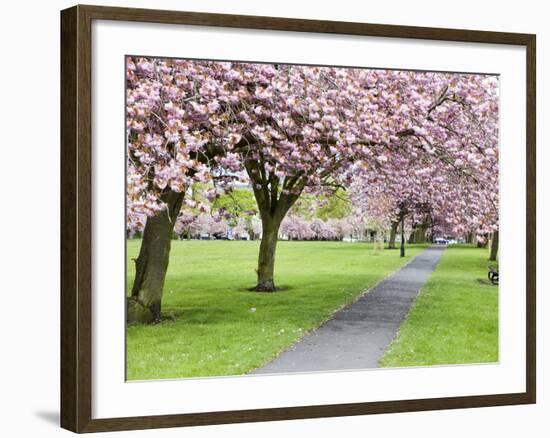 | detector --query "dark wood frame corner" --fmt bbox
[60,4,536,433]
